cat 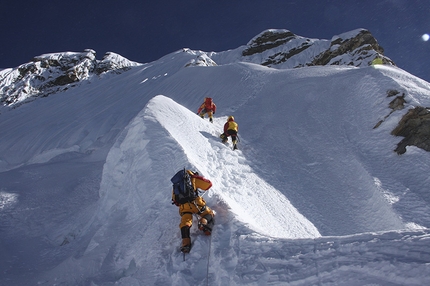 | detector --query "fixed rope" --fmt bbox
[206,231,212,286]
[193,212,212,285]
